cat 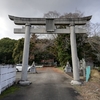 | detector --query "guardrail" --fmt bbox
[0,65,16,94]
